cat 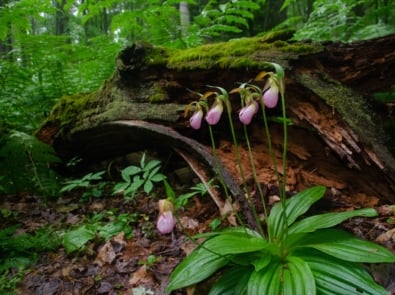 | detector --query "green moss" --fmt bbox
[47,92,97,131]
[167,34,323,70]
[148,82,169,103]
